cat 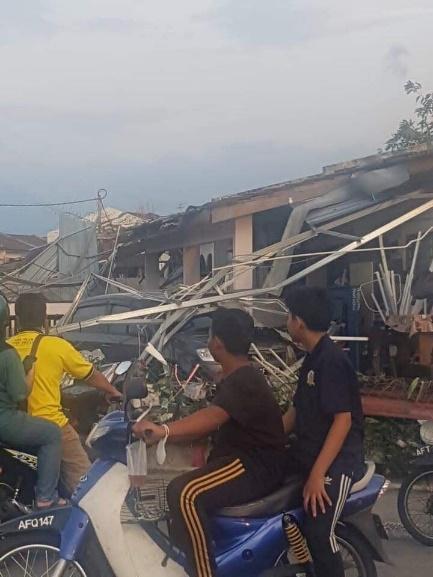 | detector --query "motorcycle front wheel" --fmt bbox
[275,525,377,577]
[398,469,433,546]
[0,531,110,577]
